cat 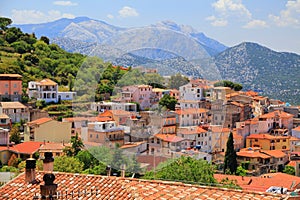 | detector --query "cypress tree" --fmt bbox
[224,132,238,174]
